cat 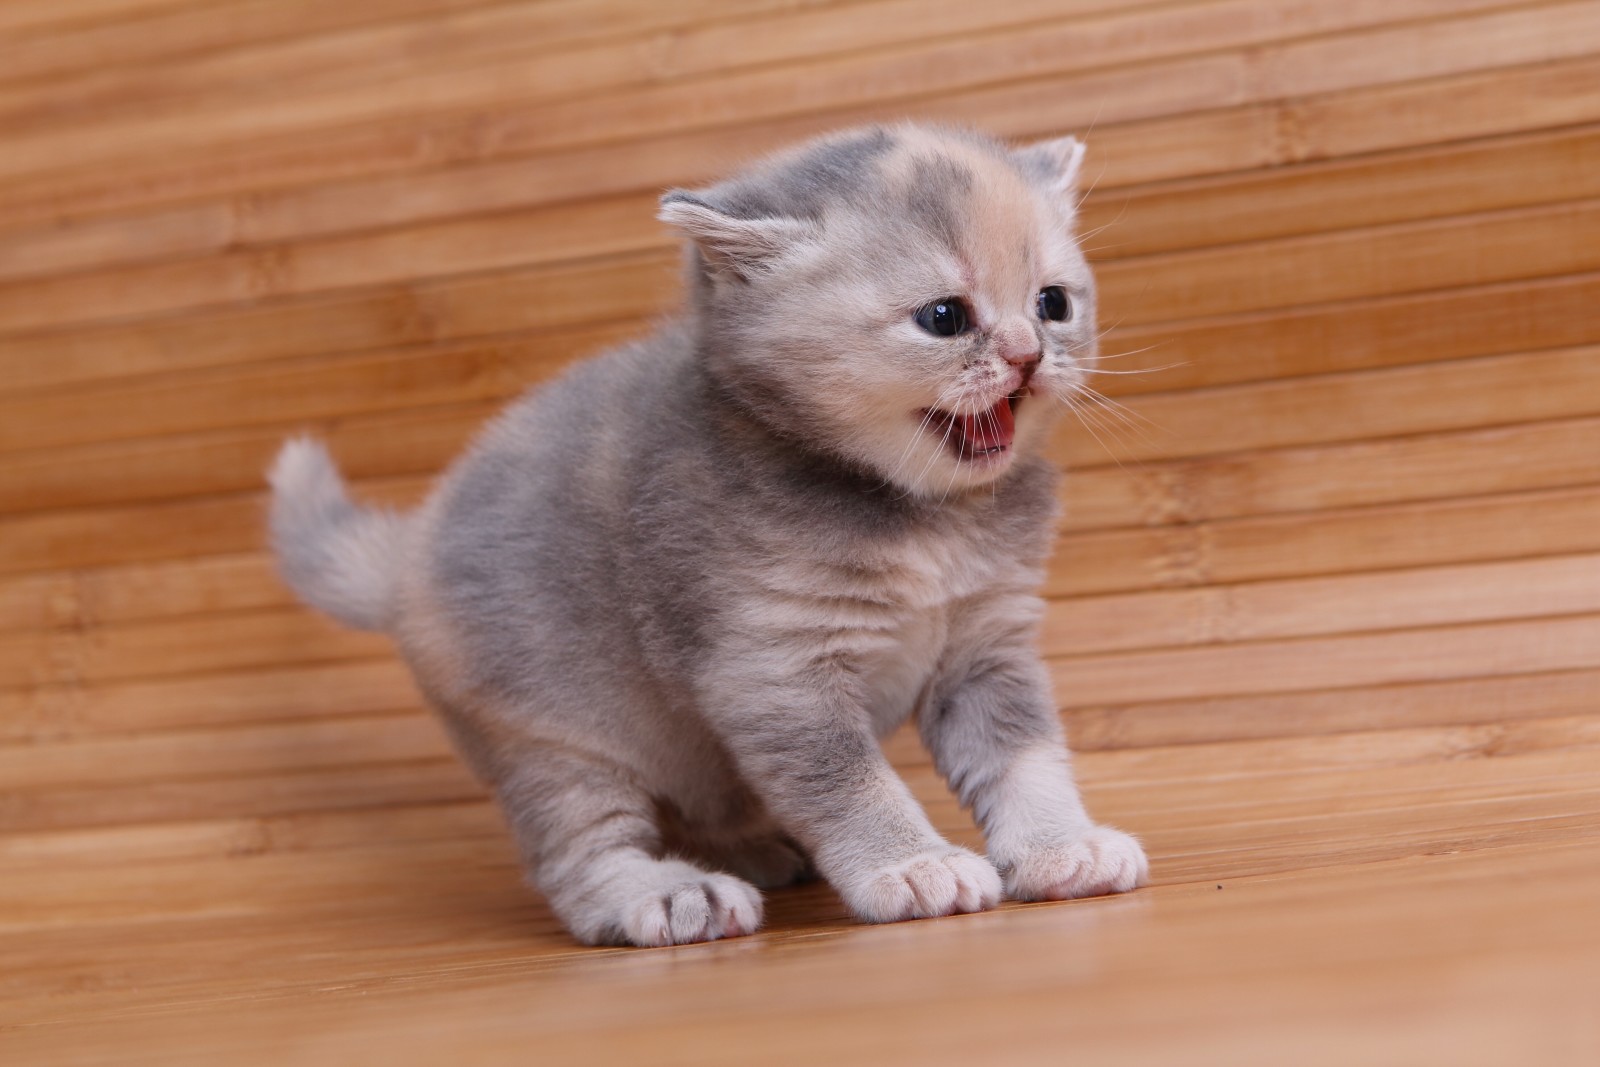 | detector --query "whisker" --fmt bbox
[1074,396,1152,461]
[1085,361,1189,376]
[927,411,959,496]
[1082,98,1106,141]
[1075,385,1165,447]
[1078,382,1161,425]
[1075,242,1128,258]
[1072,315,1128,349]
[952,400,1002,506]
[882,405,940,491]
[939,409,977,505]
[1072,387,1143,436]
[900,384,964,500]
[879,379,964,496]
[1063,395,1132,472]
[1076,387,1155,430]
[1073,157,1107,216]
[1083,344,1166,362]
[1075,196,1129,245]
